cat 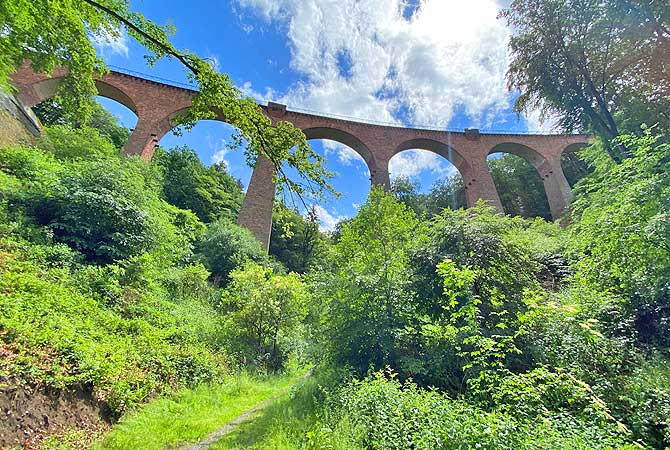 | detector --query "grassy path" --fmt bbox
[94,370,308,450]
[182,369,312,450]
